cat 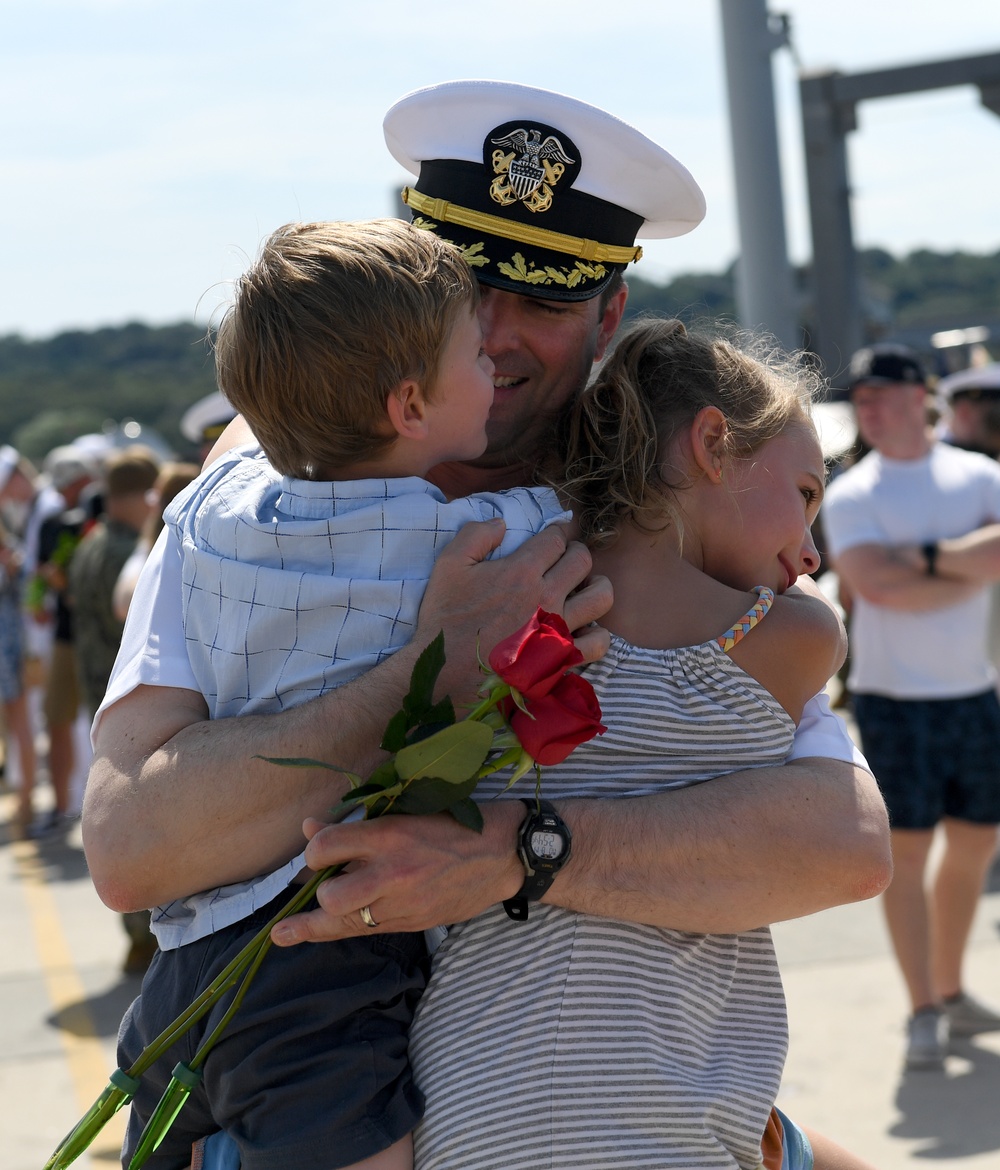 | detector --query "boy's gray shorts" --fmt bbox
[117,887,428,1170]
